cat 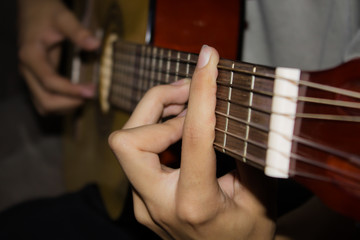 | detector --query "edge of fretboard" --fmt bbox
[110,40,302,178]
